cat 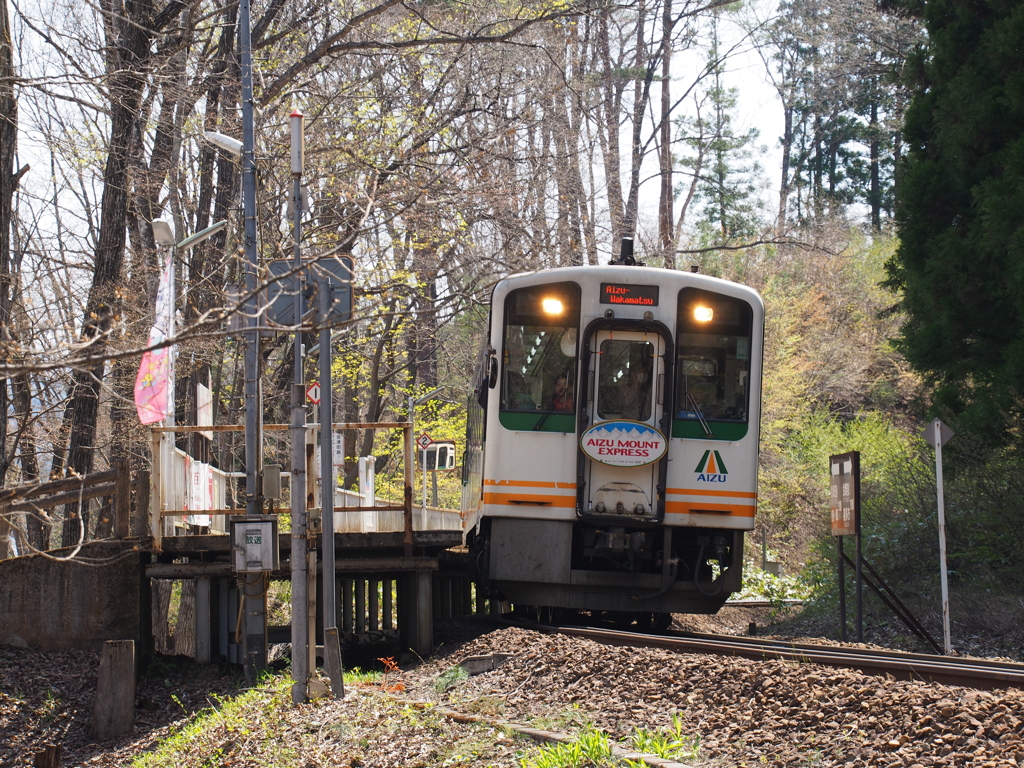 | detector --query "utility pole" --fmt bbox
[239,0,266,681]
[288,109,310,702]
